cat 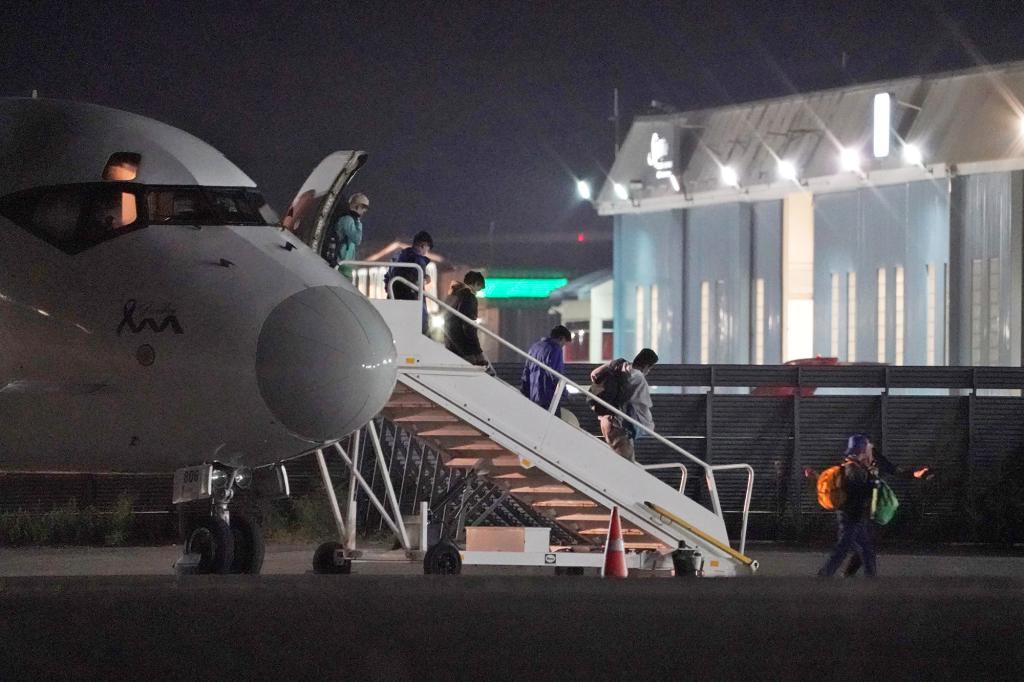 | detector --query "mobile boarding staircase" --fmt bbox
[314,263,758,577]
